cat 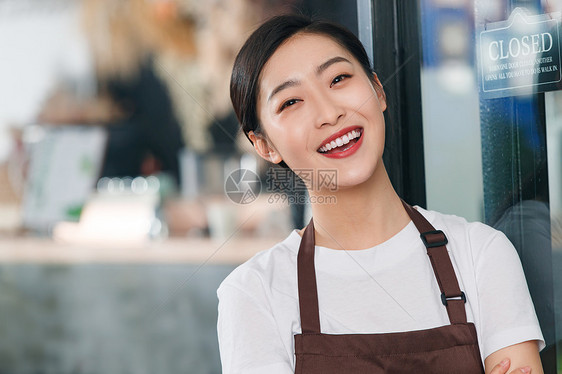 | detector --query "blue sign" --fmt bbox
[479,8,561,98]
